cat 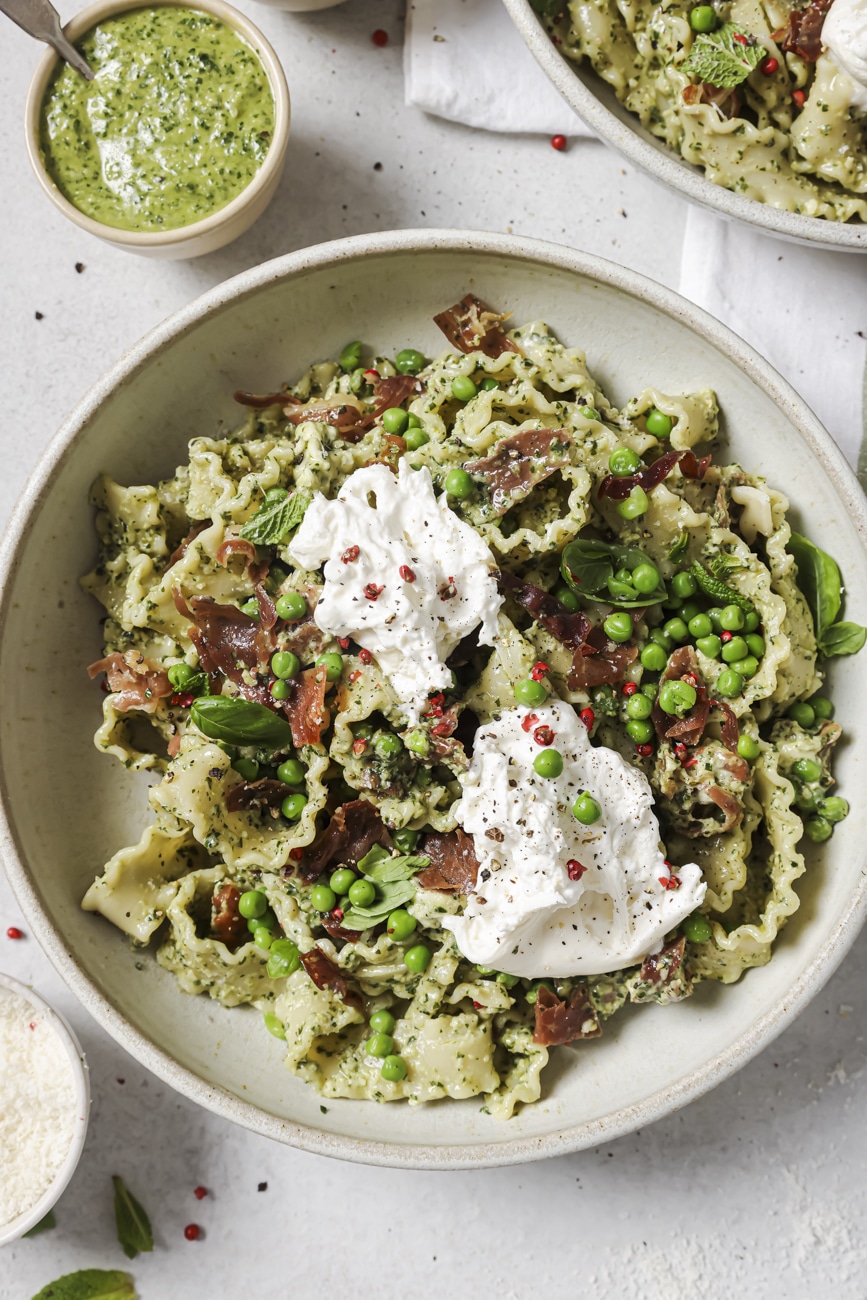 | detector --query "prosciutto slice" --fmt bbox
[433,294,521,359]
[532,985,602,1046]
[300,946,363,1011]
[173,590,275,705]
[215,537,269,587]
[778,0,832,60]
[417,829,480,894]
[225,779,288,814]
[465,429,573,516]
[651,646,710,746]
[638,935,686,987]
[285,664,330,748]
[87,650,173,714]
[211,883,247,950]
[597,447,683,502]
[297,800,392,884]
